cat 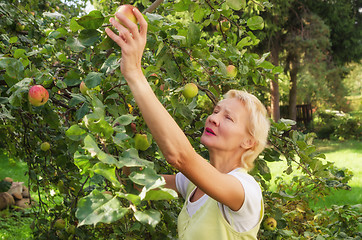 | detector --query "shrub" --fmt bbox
[314,110,361,140]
